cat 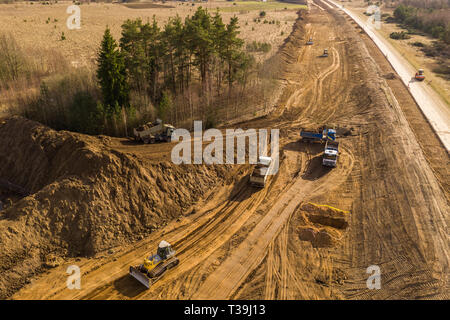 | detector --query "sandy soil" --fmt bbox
[4,0,449,300]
